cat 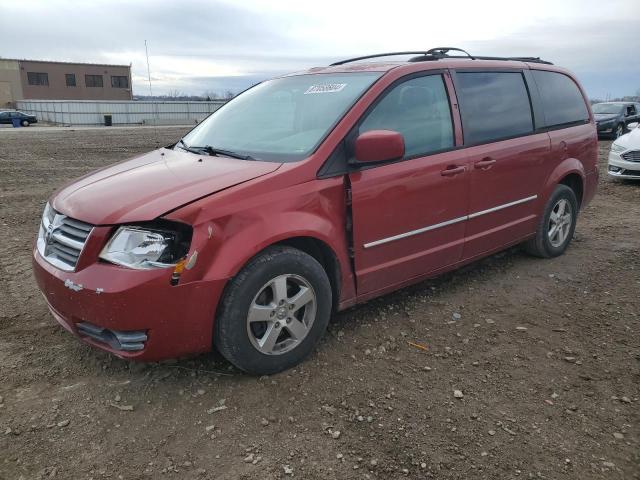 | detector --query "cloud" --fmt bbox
[0,0,637,97]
